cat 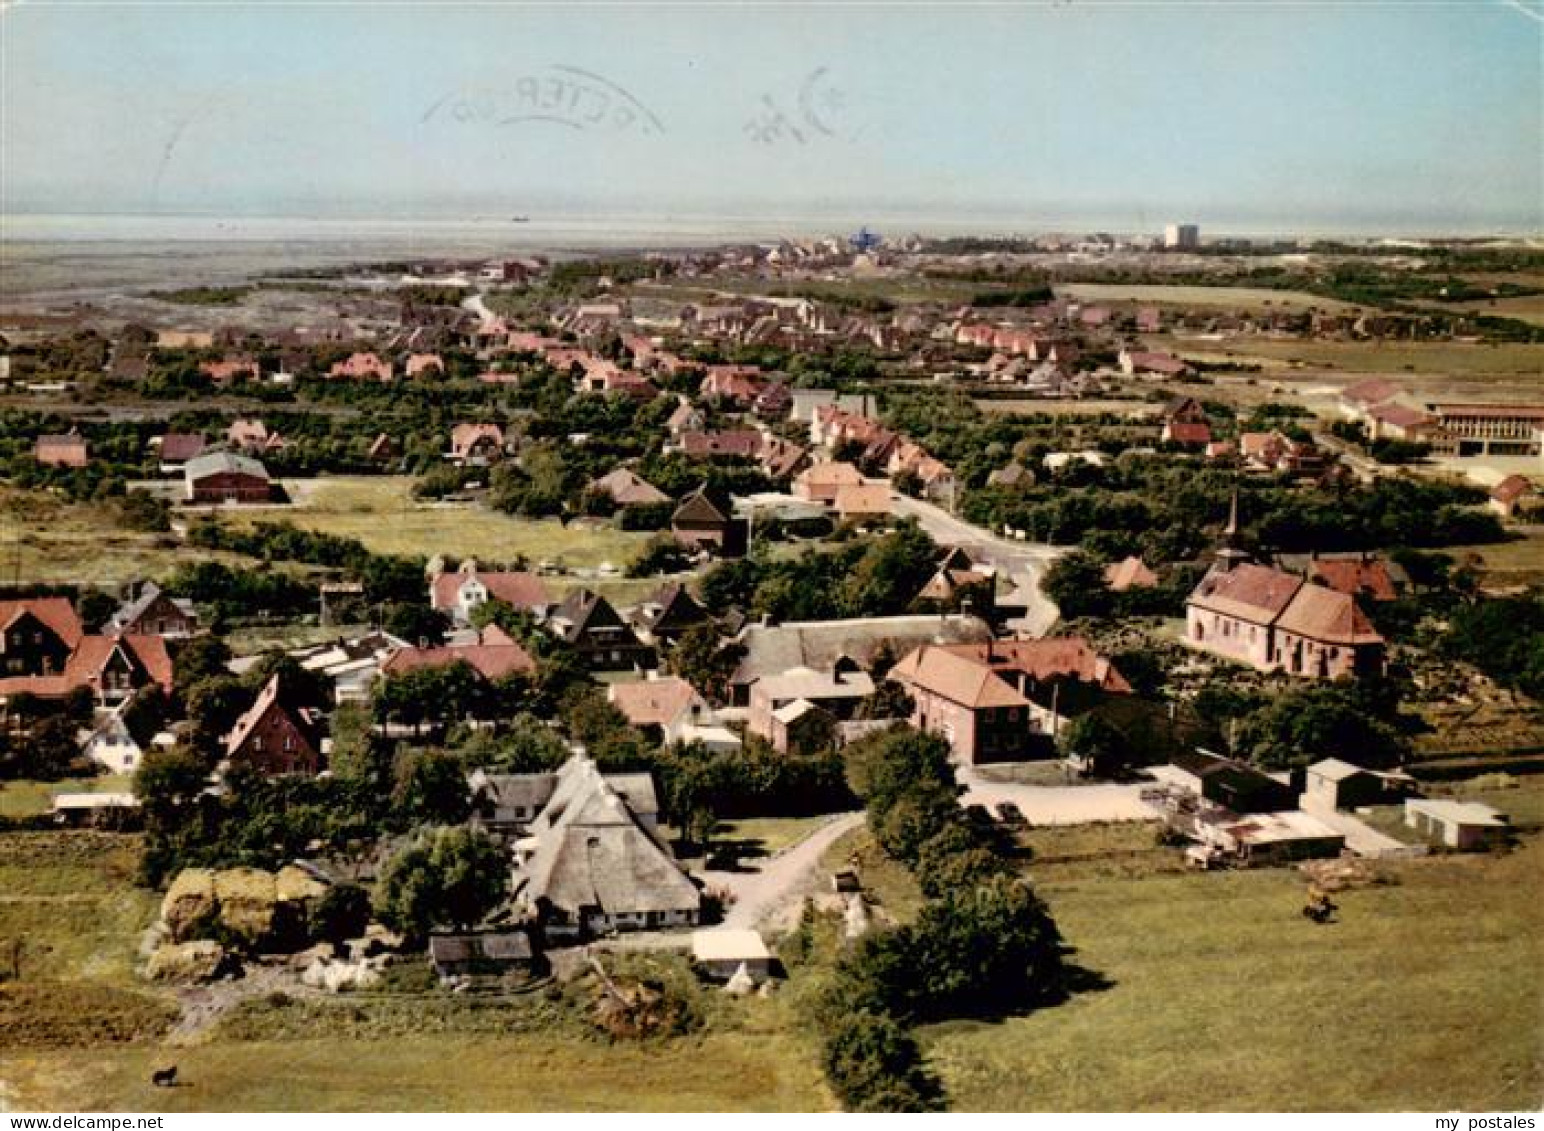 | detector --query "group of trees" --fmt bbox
[699,520,942,623]
[805,728,1072,1111]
